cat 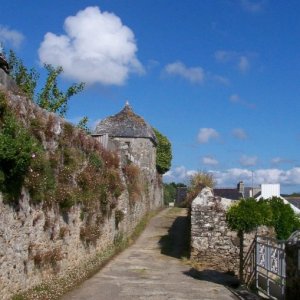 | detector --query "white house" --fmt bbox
[255,184,300,215]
